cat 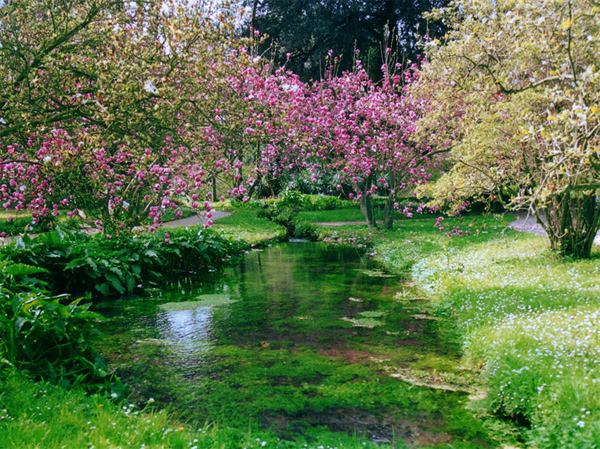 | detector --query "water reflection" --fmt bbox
[156,306,215,357]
